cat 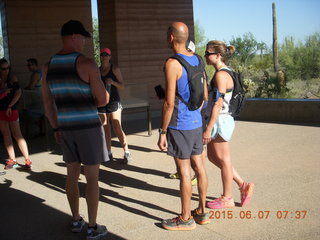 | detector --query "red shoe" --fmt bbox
[24,159,32,169]
[240,182,255,207]
[207,195,235,209]
[5,159,18,169]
